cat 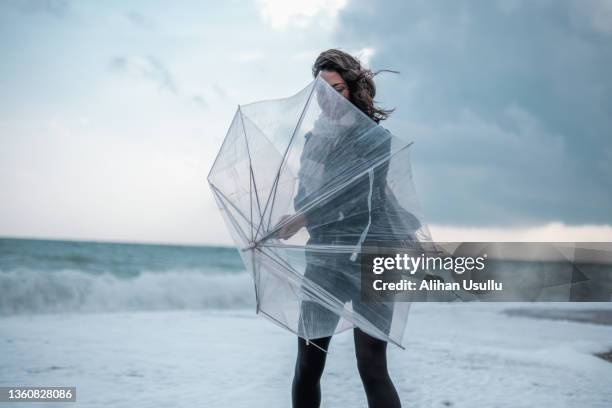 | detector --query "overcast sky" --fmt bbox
[1,0,611,245]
